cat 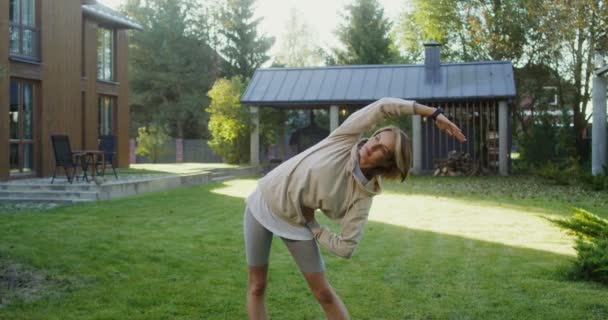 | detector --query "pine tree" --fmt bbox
[334,0,398,65]
[217,0,274,78]
[124,0,222,139]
